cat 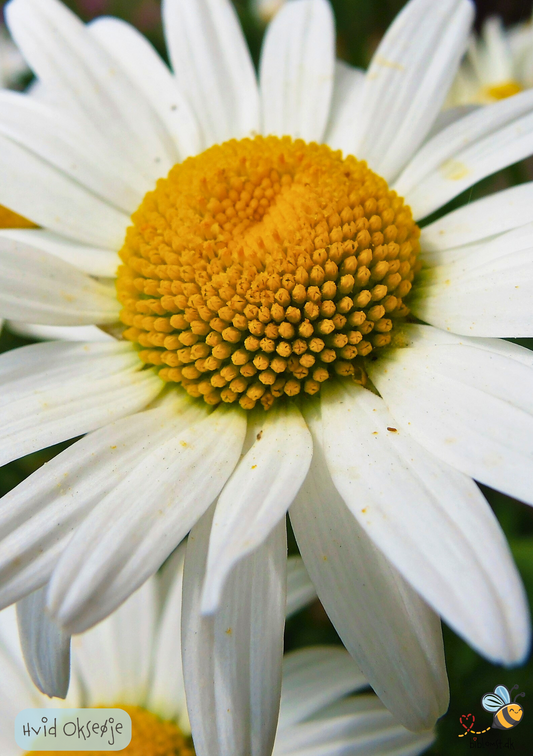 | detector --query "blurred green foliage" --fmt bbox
[1,0,533,753]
